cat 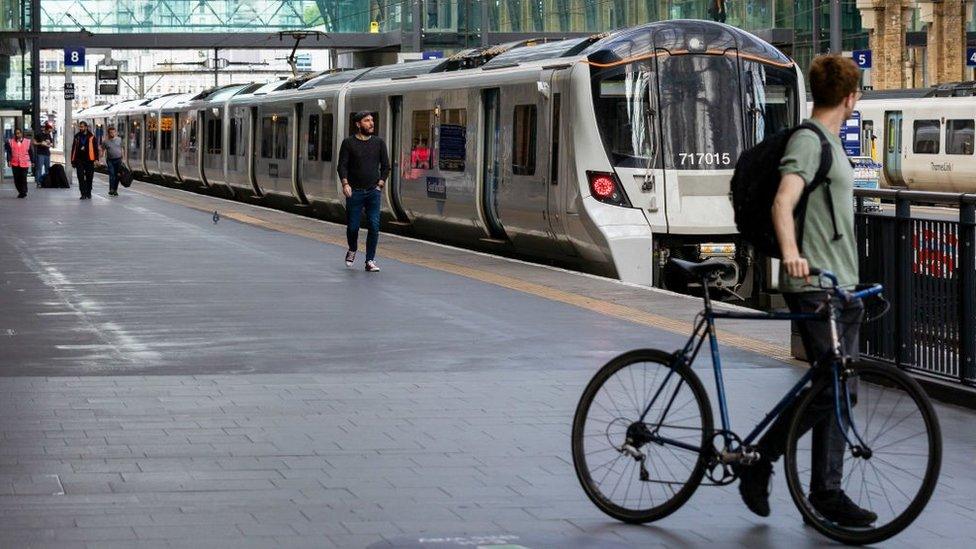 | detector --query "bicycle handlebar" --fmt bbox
[808,268,884,302]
